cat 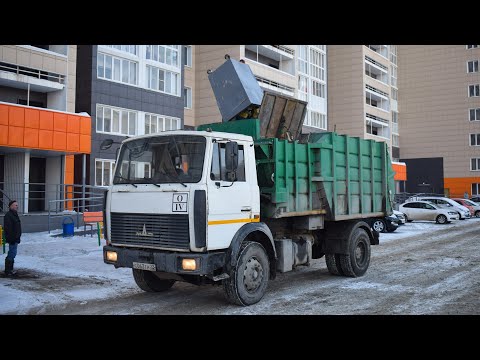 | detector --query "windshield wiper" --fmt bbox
[144,178,161,187]
[162,172,187,188]
[113,175,137,187]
